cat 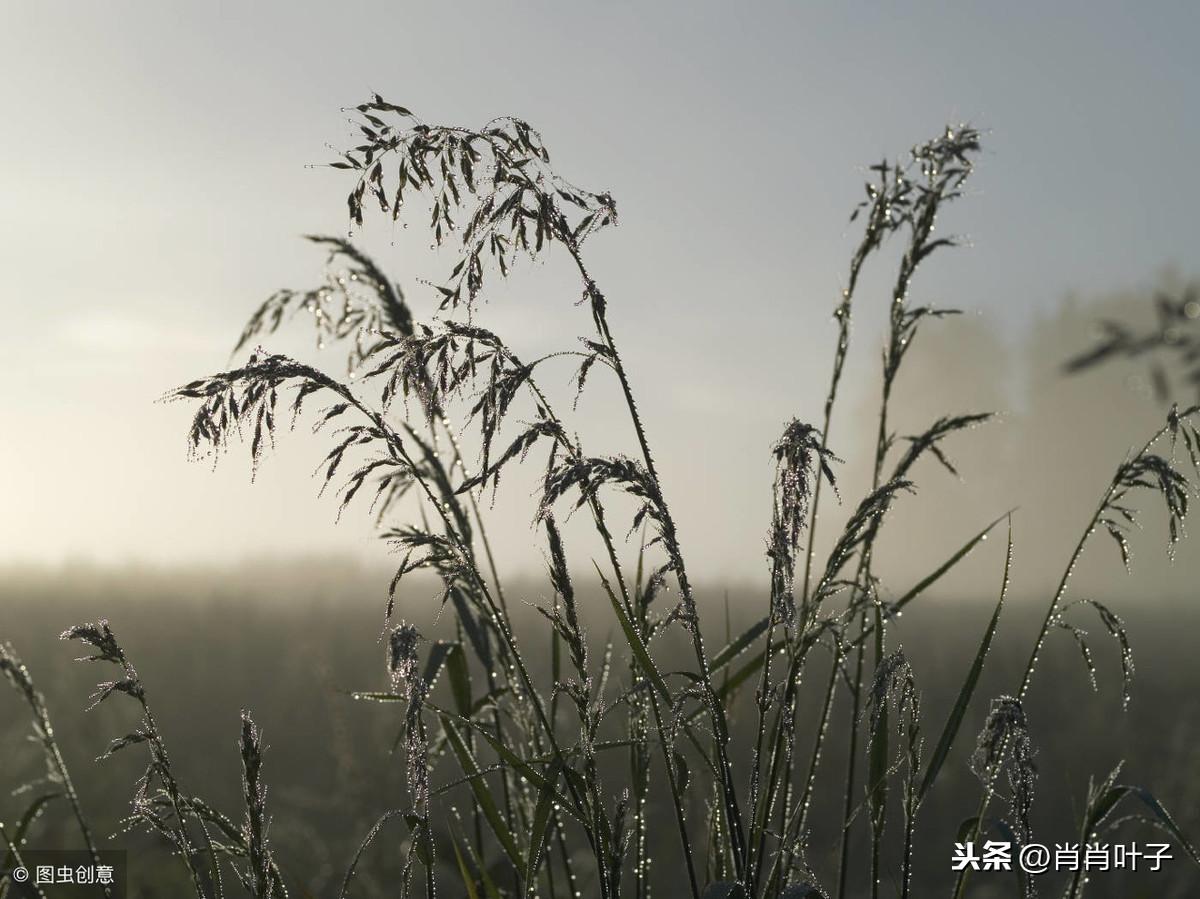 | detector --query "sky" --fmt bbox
[2,1,1198,588]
